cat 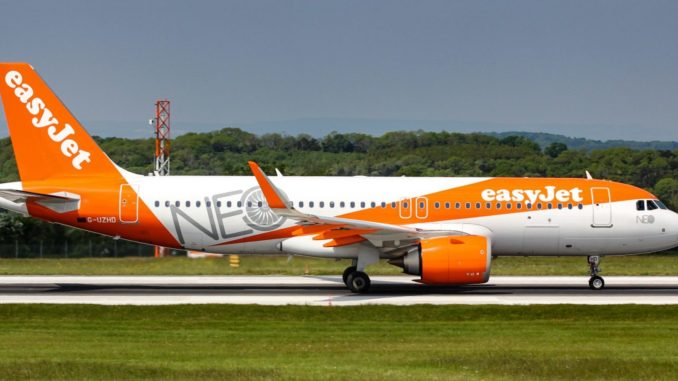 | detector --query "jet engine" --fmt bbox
[389,235,491,285]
